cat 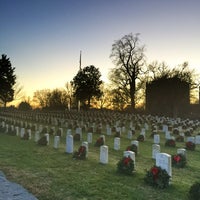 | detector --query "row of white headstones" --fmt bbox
[3,123,199,182]
[2,119,200,182]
